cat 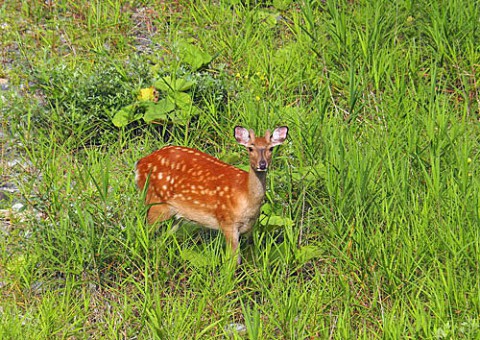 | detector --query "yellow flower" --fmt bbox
[138,87,157,101]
